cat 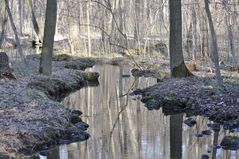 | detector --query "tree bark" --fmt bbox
[204,0,223,85]
[39,0,57,75]
[87,0,92,57]
[169,0,193,78]
[0,1,8,48]
[198,0,209,58]
[5,0,25,62]
[26,0,42,42]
